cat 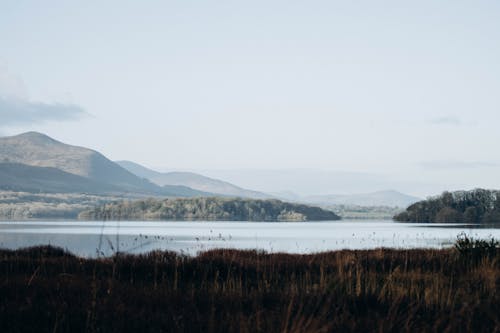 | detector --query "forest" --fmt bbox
[78,197,341,222]
[394,189,500,223]
[0,191,121,220]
